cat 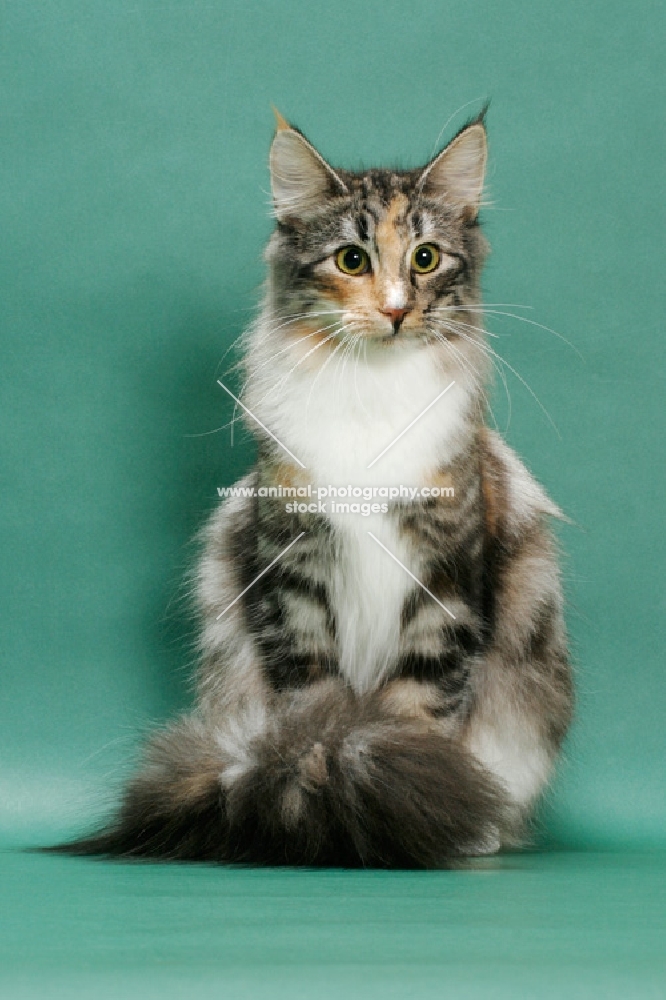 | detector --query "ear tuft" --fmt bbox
[419,123,487,221]
[269,126,347,223]
[271,106,291,132]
